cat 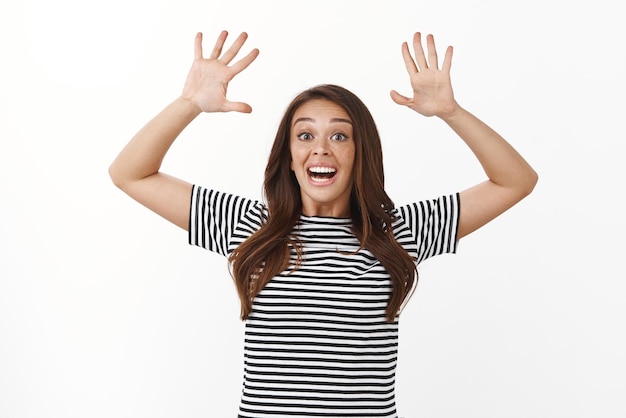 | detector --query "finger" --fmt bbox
[441,45,453,73]
[230,48,260,75]
[426,34,439,70]
[210,30,228,60]
[412,32,428,70]
[194,32,204,59]
[223,100,253,113]
[400,42,418,75]
[389,90,413,107]
[220,32,249,64]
